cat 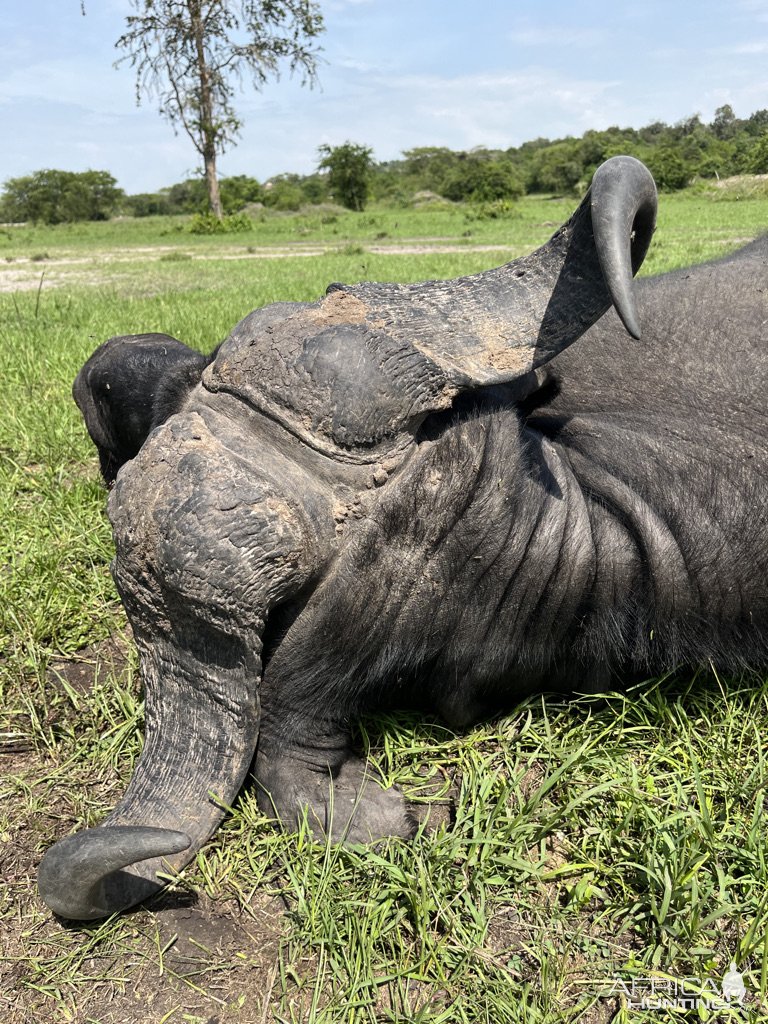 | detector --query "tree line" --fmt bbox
[3,106,768,224]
